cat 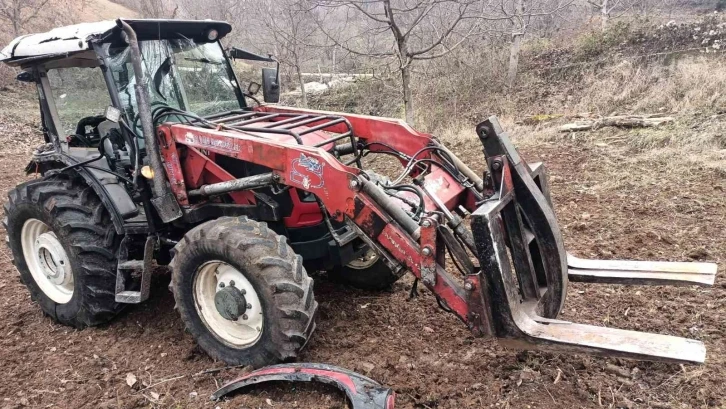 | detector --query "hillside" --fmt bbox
[76,0,138,21]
